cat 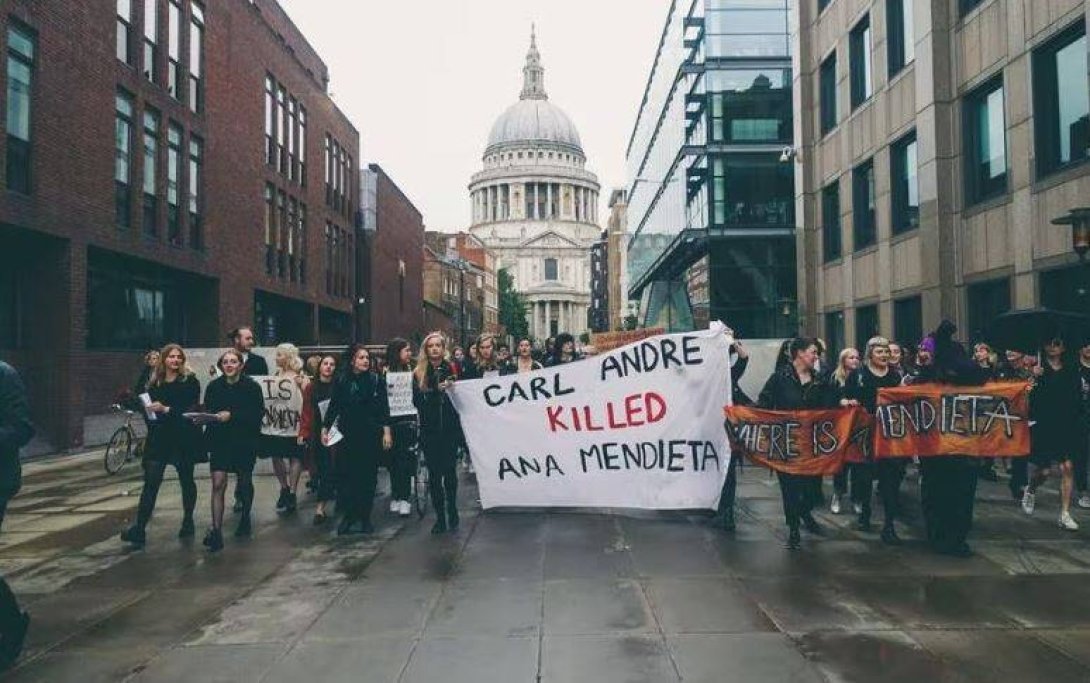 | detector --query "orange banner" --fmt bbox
[590,328,666,354]
[873,382,1031,459]
[724,406,871,476]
